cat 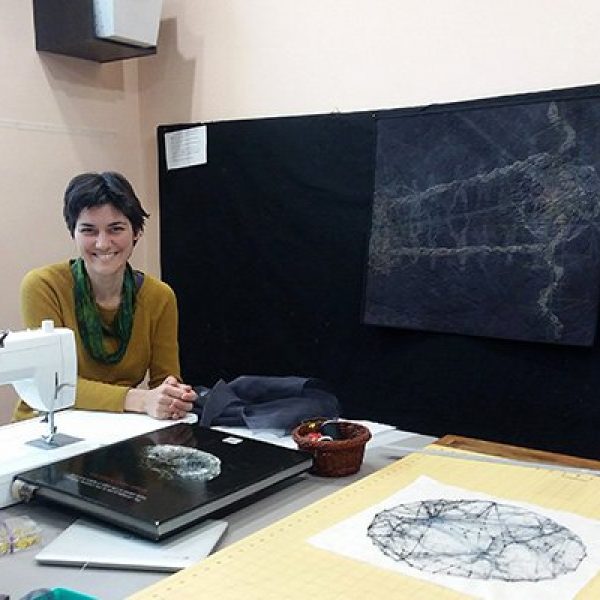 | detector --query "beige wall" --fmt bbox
[2,0,600,422]
[141,0,600,125]
[0,1,145,421]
